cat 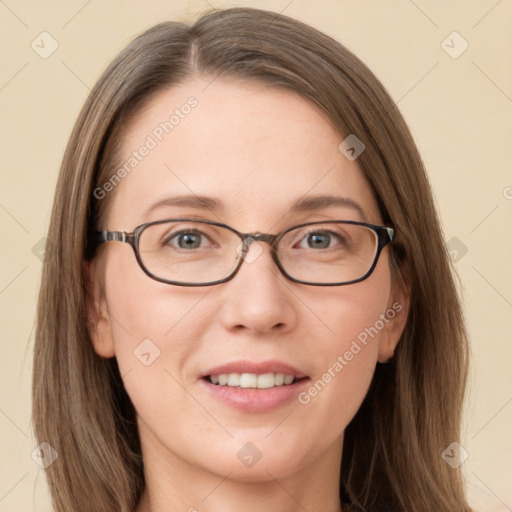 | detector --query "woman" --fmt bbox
[32,7,472,512]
